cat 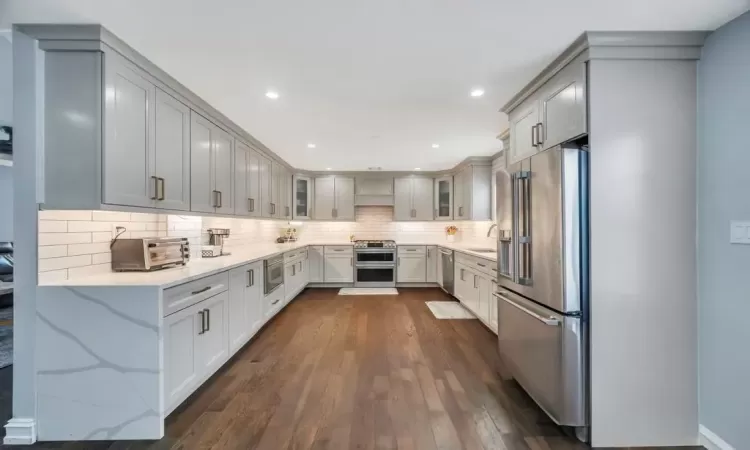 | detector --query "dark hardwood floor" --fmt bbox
[1,288,702,450]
